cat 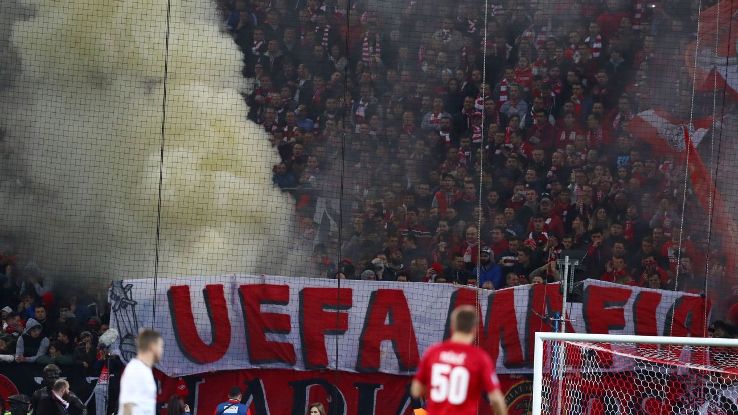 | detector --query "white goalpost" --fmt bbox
[532,332,738,415]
